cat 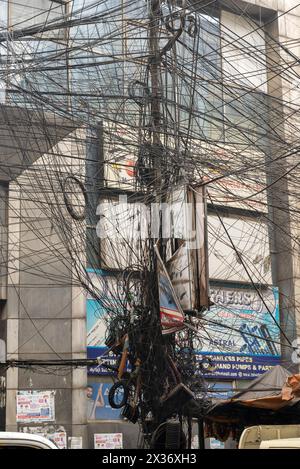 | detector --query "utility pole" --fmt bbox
[149,0,162,197]
[149,0,161,148]
[148,0,163,272]
[149,0,166,266]
[144,0,167,438]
